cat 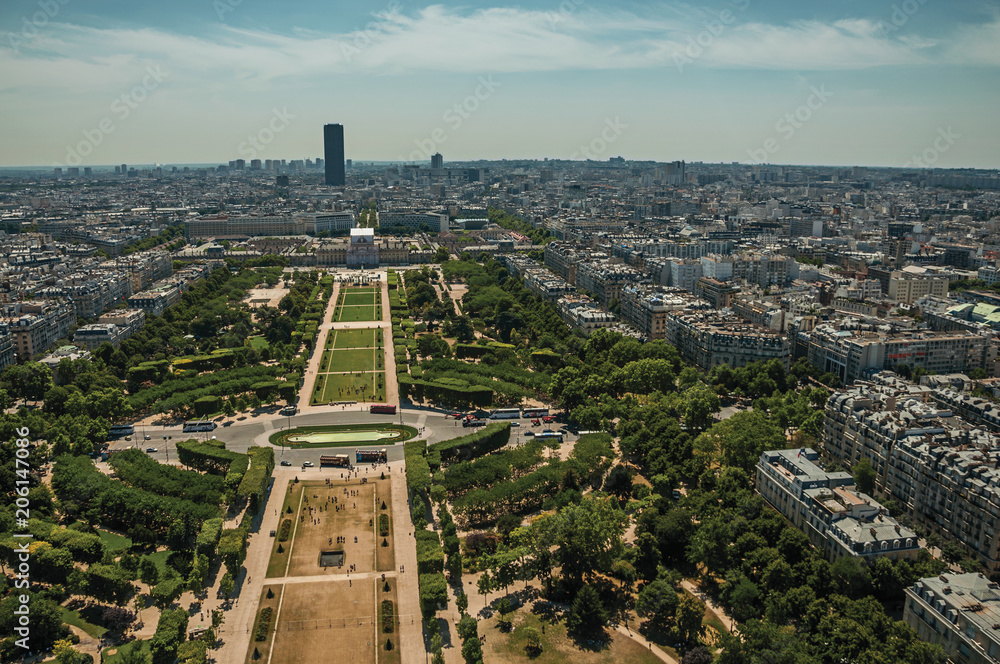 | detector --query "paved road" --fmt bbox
[111,409,574,467]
